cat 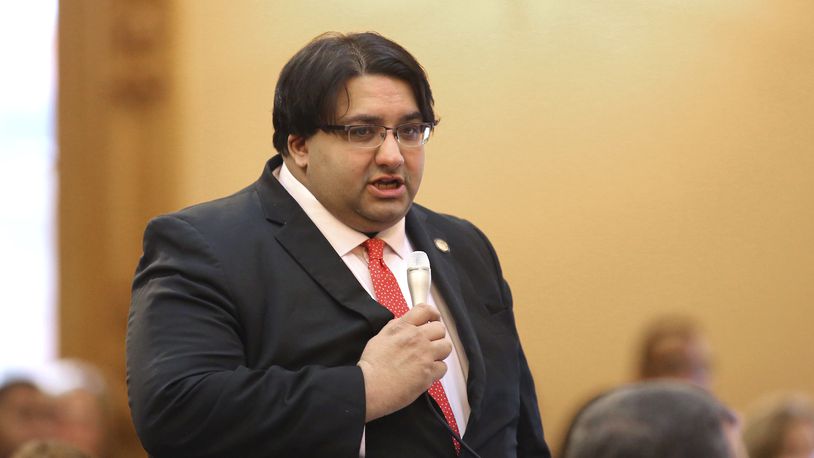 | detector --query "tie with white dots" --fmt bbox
[363,238,461,455]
